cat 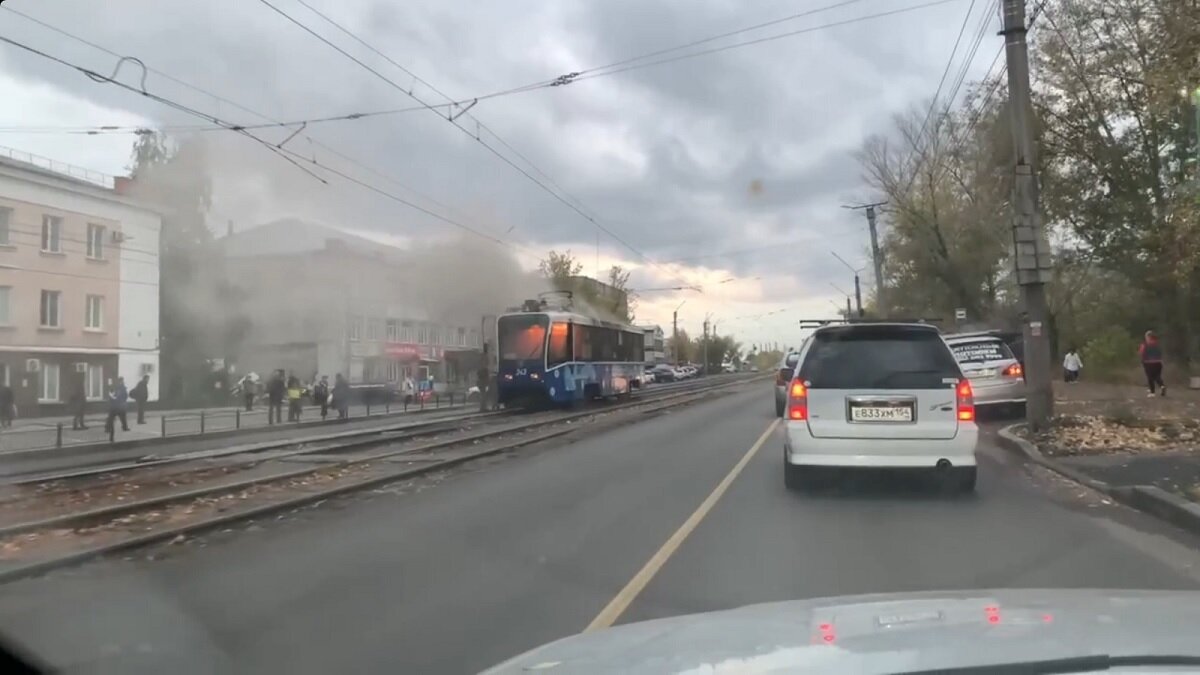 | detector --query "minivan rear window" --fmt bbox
[800,327,962,389]
[949,340,1014,364]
